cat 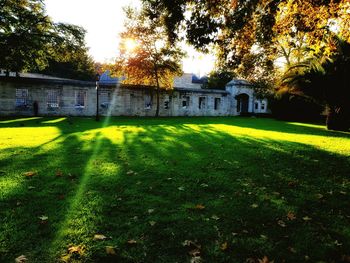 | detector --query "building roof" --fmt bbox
[226,79,253,86]
[174,87,229,94]
[98,71,121,86]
